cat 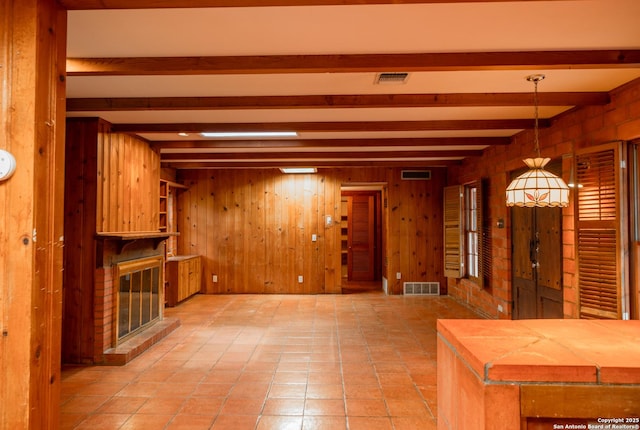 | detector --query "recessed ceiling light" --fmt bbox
[200,131,298,138]
[280,168,317,174]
